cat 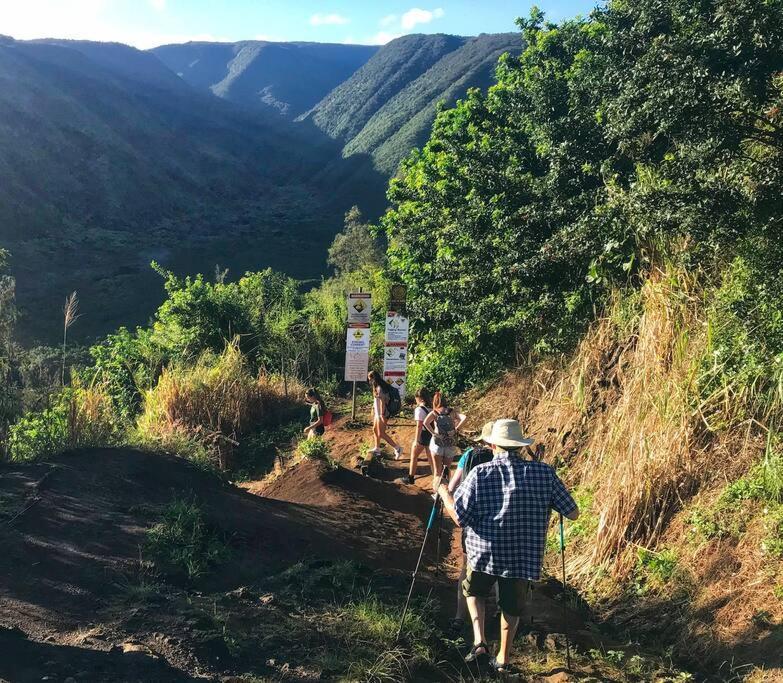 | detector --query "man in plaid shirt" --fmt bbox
[438,419,579,674]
